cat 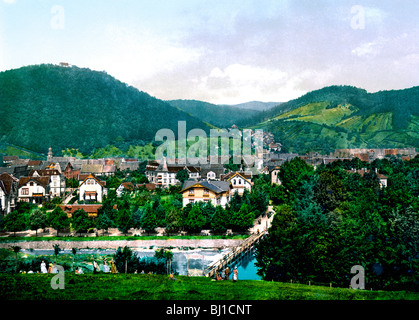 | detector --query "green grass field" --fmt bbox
[1,273,418,300]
